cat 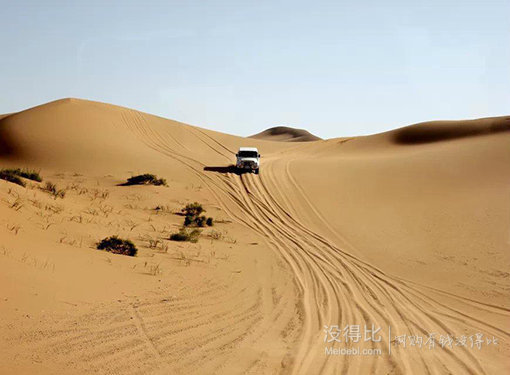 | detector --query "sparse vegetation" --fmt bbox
[184,215,194,226]
[0,170,25,186]
[6,224,21,235]
[208,230,223,240]
[122,174,167,186]
[139,234,169,252]
[181,202,214,228]
[169,232,187,241]
[195,215,207,227]
[170,228,201,243]
[97,236,138,256]
[181,202,204,217]
[153,204,172,212]
[44,203,63,214]
[0,168,42,186]
[42,181,66,199]
[9,197,24,211]
[10,168,41,182]
[89,188,110,200]
[147,263,161,275]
